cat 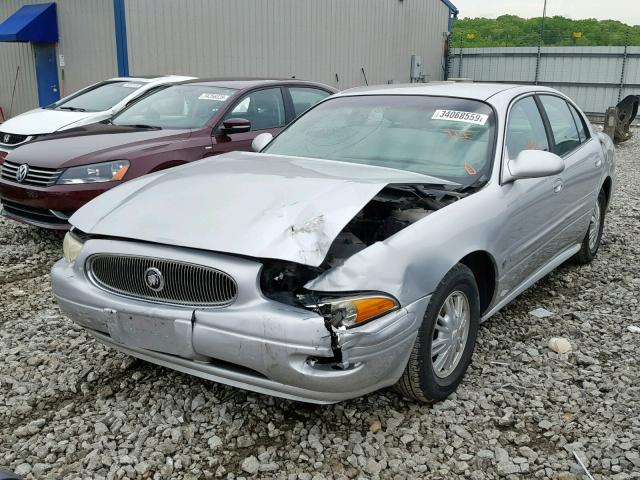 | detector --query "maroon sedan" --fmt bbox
[0,79,336,229]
